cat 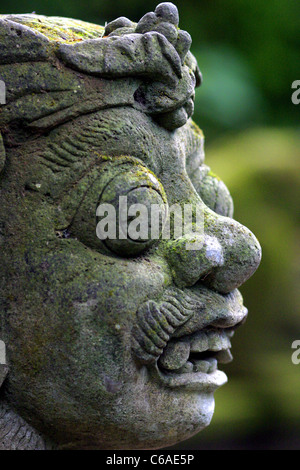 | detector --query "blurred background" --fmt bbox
[1,0,299,450]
